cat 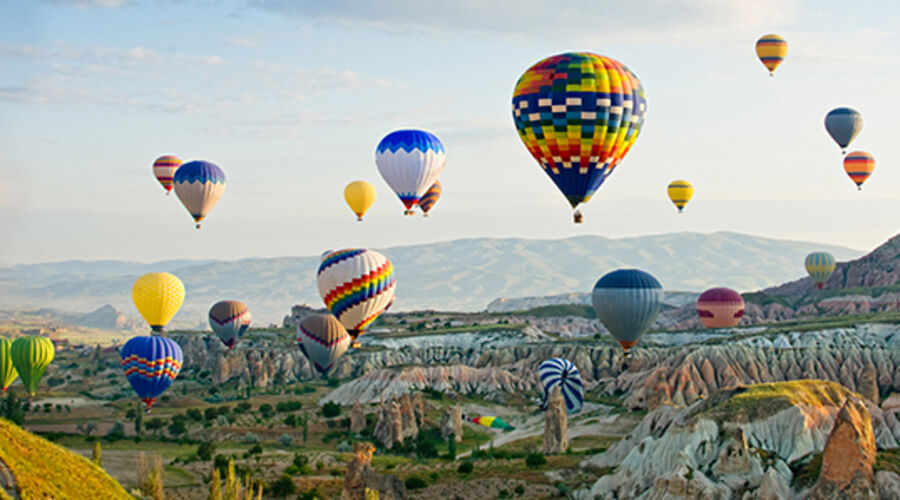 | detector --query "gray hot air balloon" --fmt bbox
[296,314,350,375]
[824,107,863,154]
[591,269,663,355]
